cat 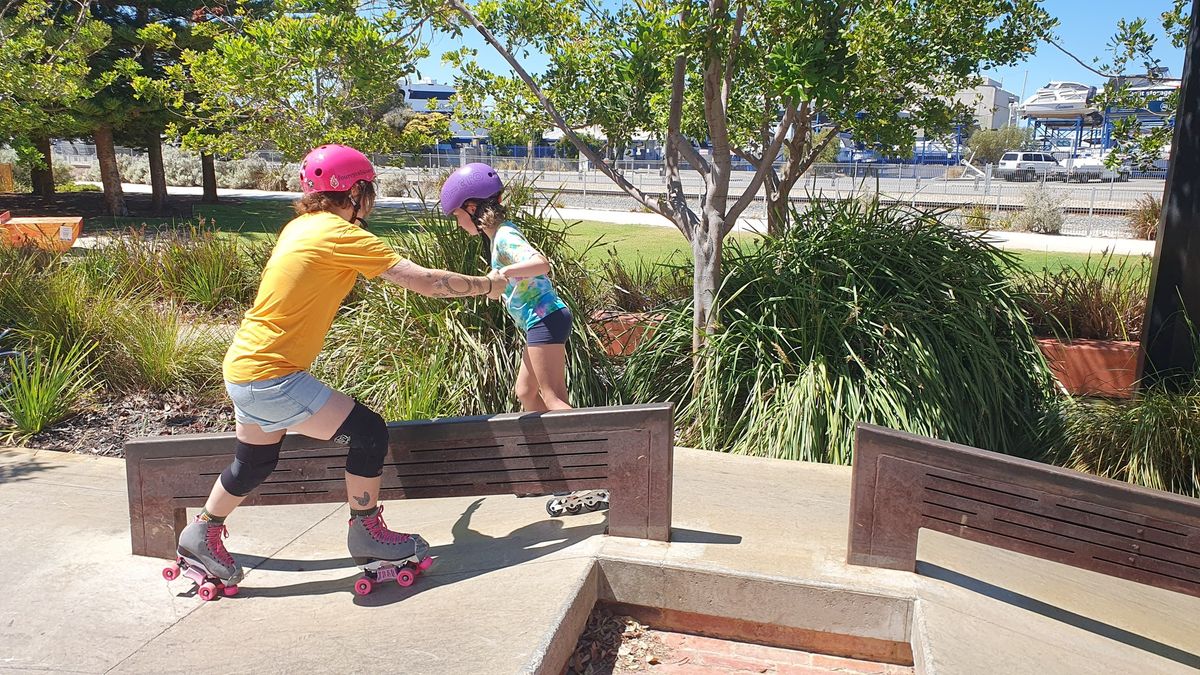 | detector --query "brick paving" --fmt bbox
[616,631,914,675]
